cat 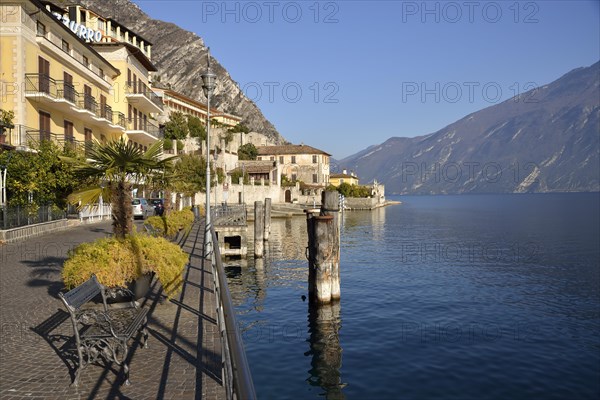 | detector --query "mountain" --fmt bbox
[339,62,600,194]
[71,0,285,144]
